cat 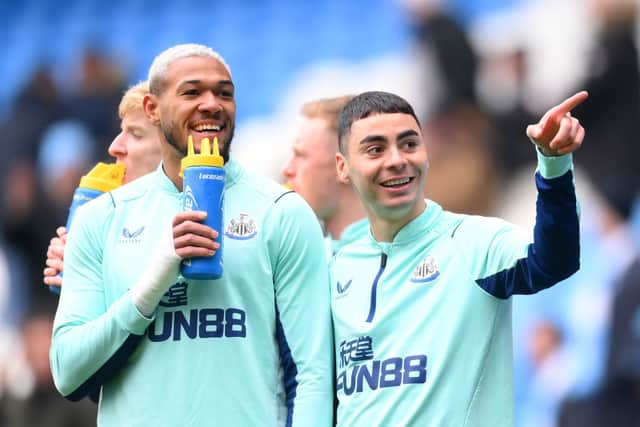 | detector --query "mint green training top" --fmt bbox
[325,218,370,259]
[329,153,580,427]
[51,159,334,427]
